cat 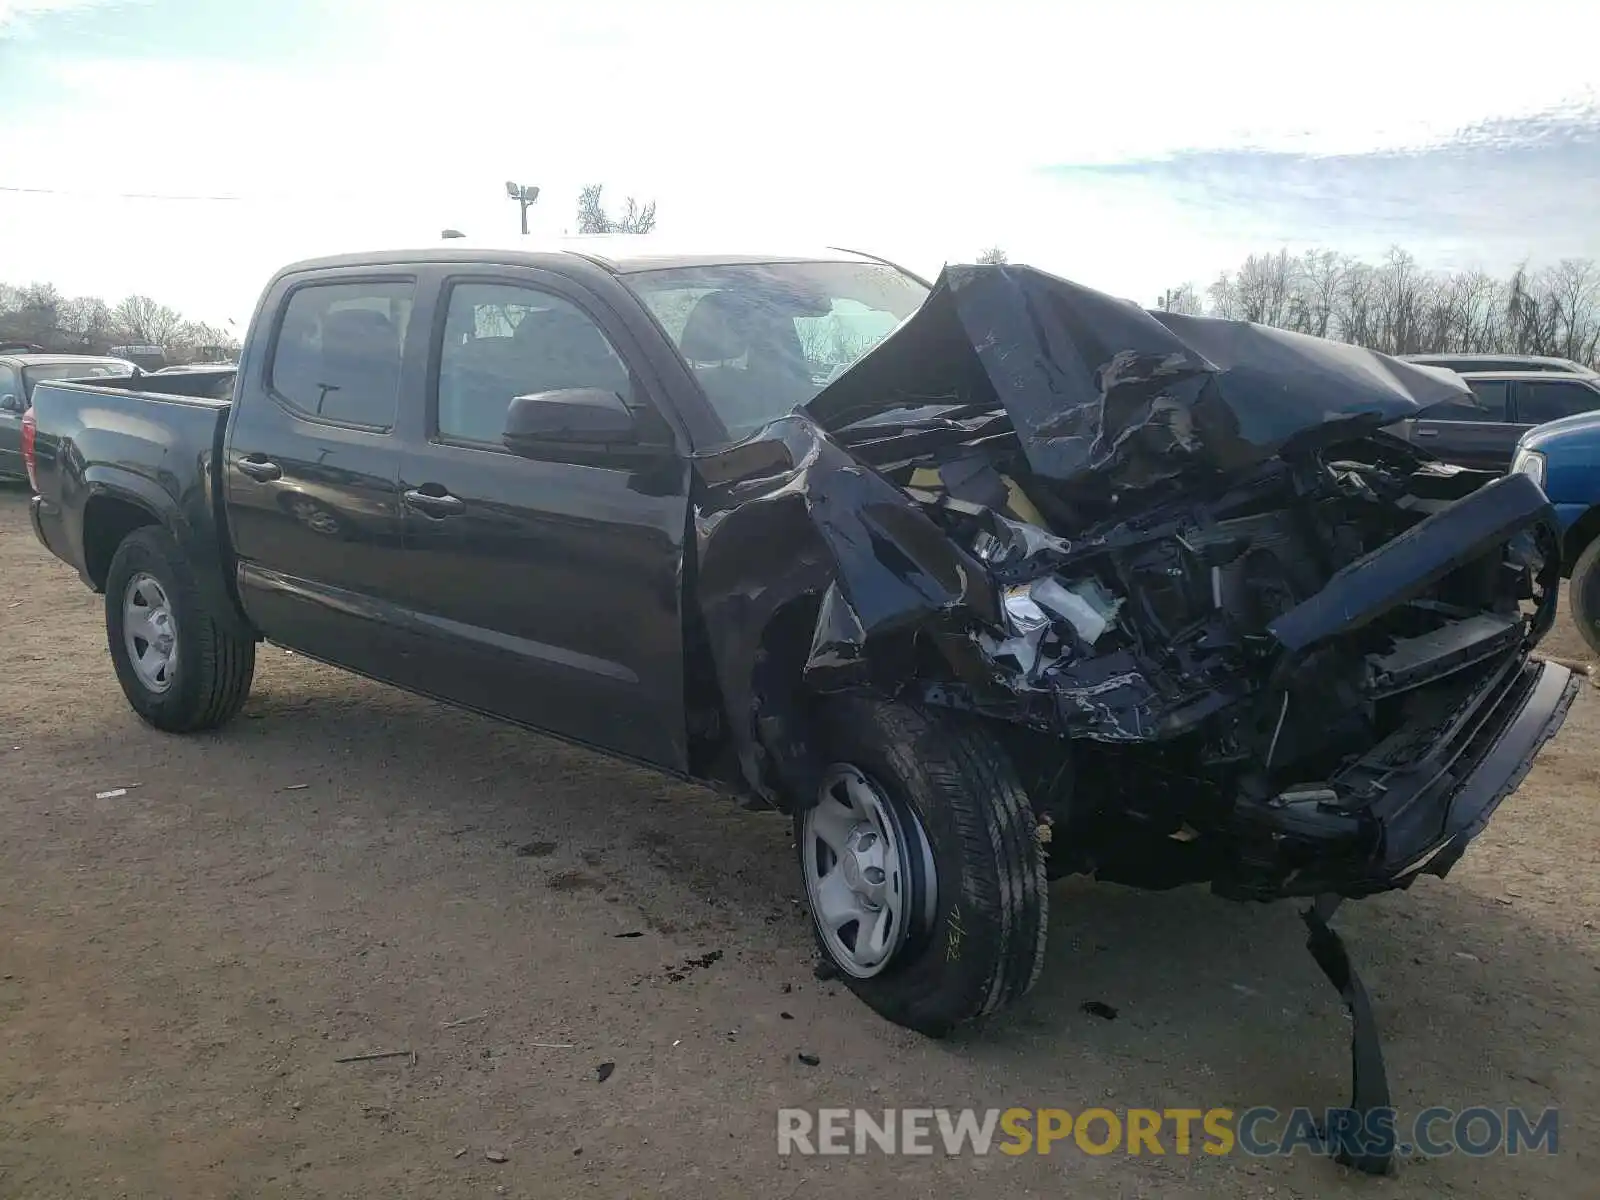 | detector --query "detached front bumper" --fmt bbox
[1227,656,1579,900]
[1221,471,1577,901]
